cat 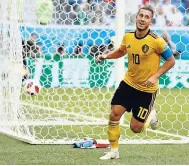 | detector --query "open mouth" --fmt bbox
[139,22,145,26]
